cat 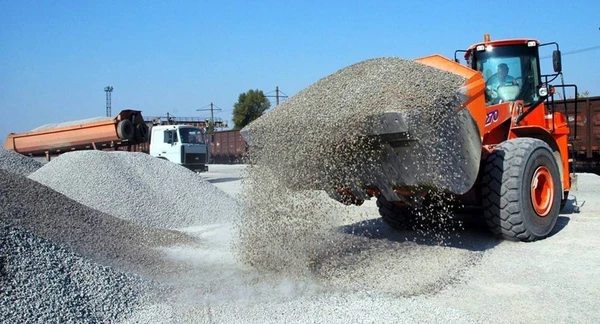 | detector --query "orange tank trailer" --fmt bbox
[3,110,149,159]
